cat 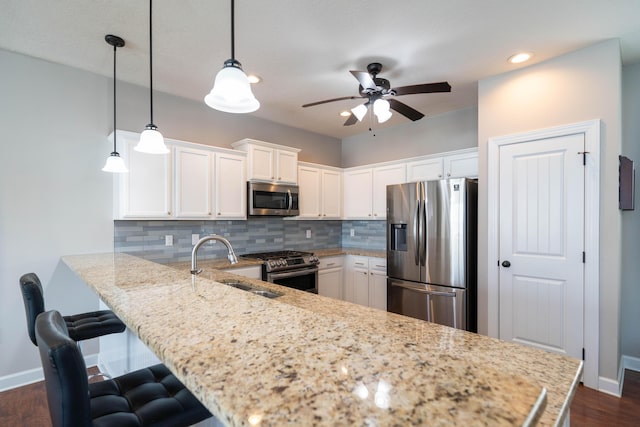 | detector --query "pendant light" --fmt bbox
[204,0,259,113]
[135,0,169,154]
[102,34,128,173]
